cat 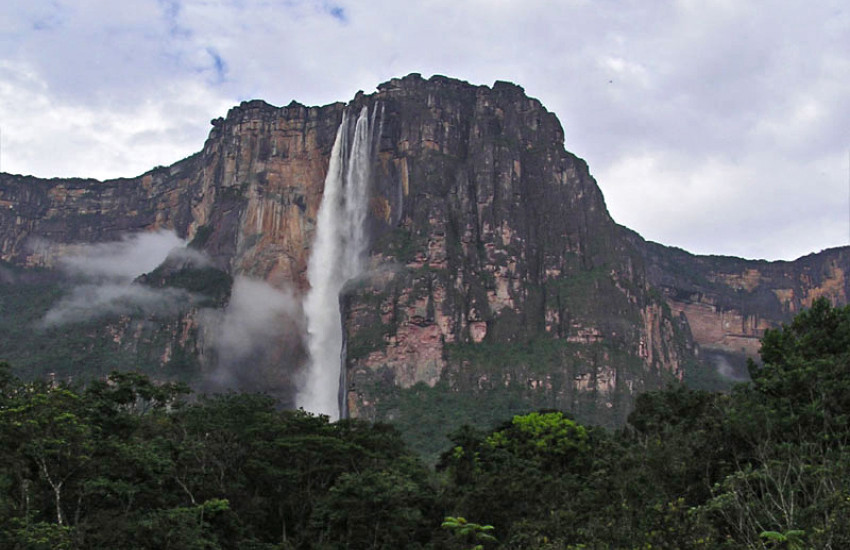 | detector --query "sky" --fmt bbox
[0,0,848,261]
